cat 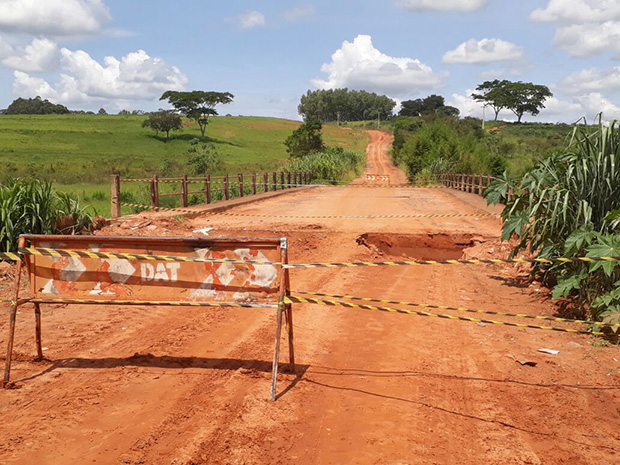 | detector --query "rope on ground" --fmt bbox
[285,295,609,336]
[292,290,619,327]
[119,202,498,219]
